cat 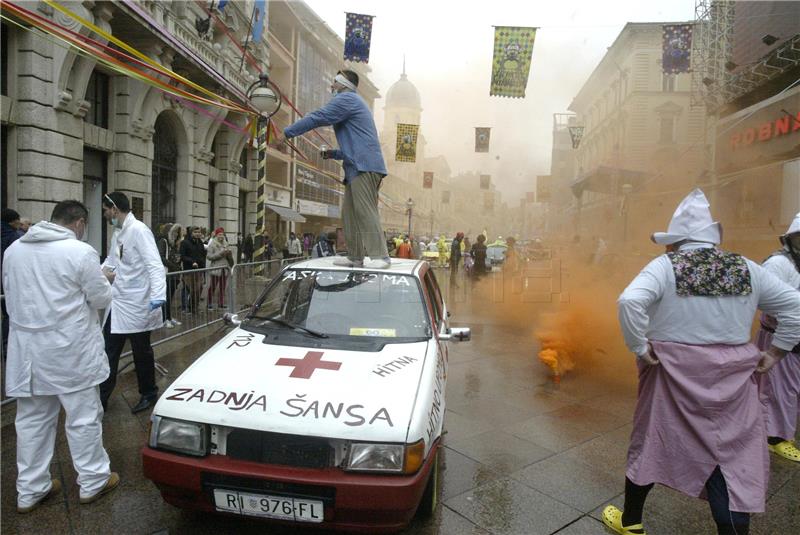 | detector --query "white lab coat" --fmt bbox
[763,253,800,290]
[102,212,166,333]
[618,243,800,356]
[3,221,112,397]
